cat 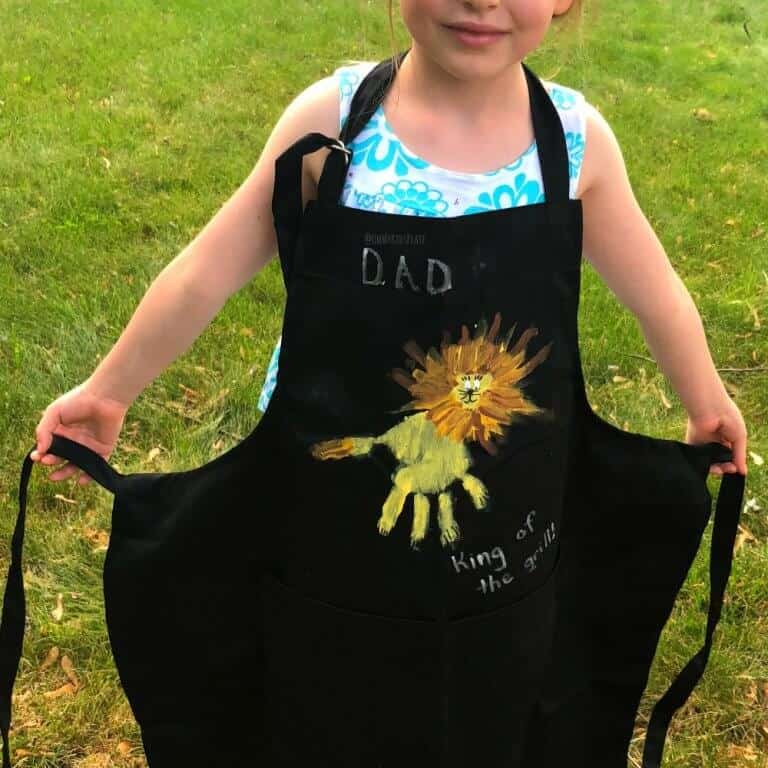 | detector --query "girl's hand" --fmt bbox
[30,381,129,485]
[685,395,748,477]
